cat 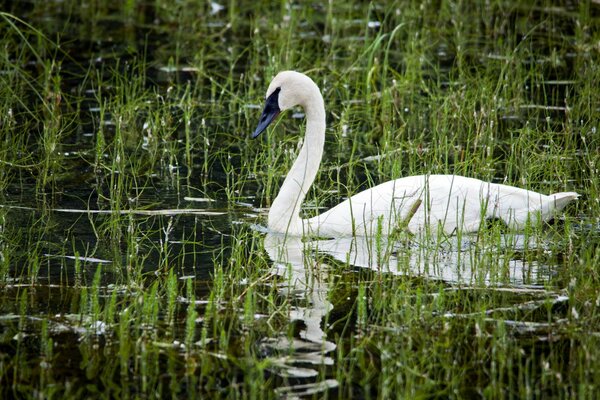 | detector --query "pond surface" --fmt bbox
[1,1,599,398]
